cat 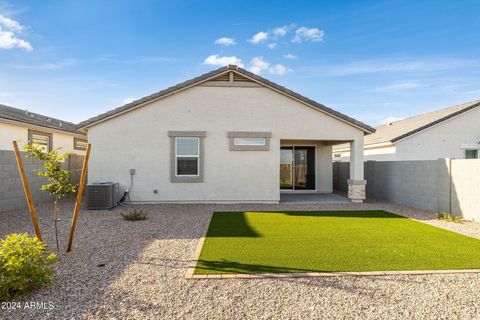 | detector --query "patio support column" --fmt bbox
[348,138,366,203]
